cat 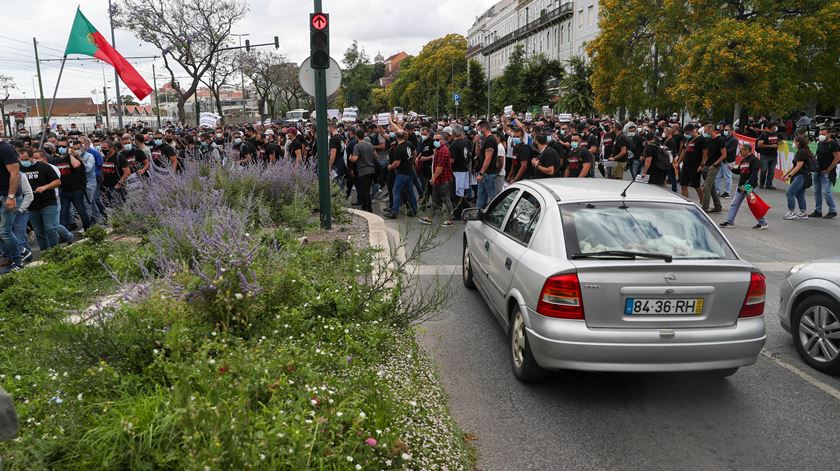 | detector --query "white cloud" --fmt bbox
[0,0,496,103]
